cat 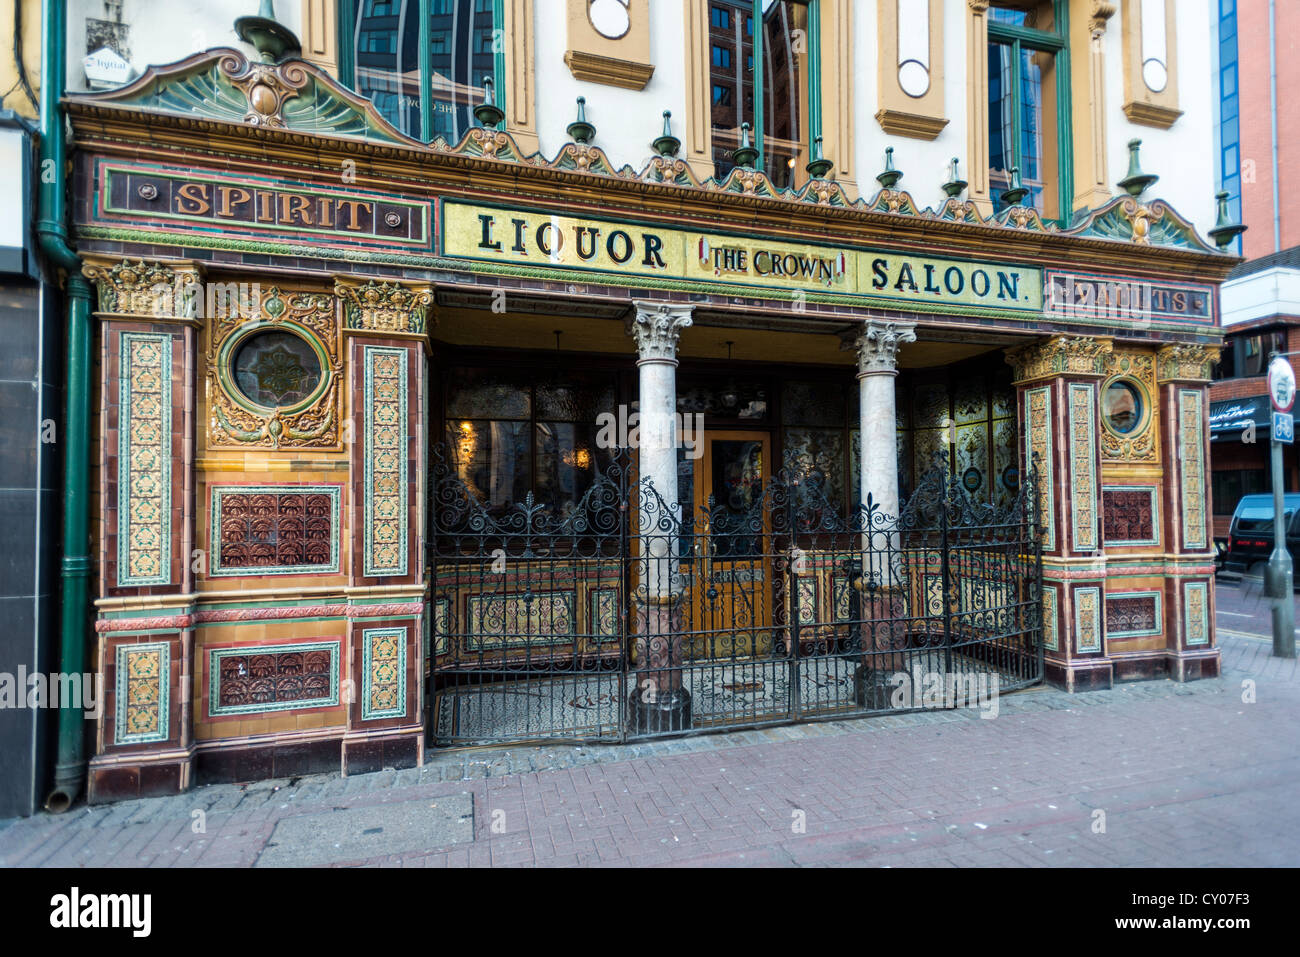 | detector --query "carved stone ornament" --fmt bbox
[82,258,202,318]
[839,321,918,377]
[1156,343,1221,383]
[218,53,310,129]
[207,286,342,450]
[628,302,694,363]
[335,278,434,335]
[1006,335,1115,384]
